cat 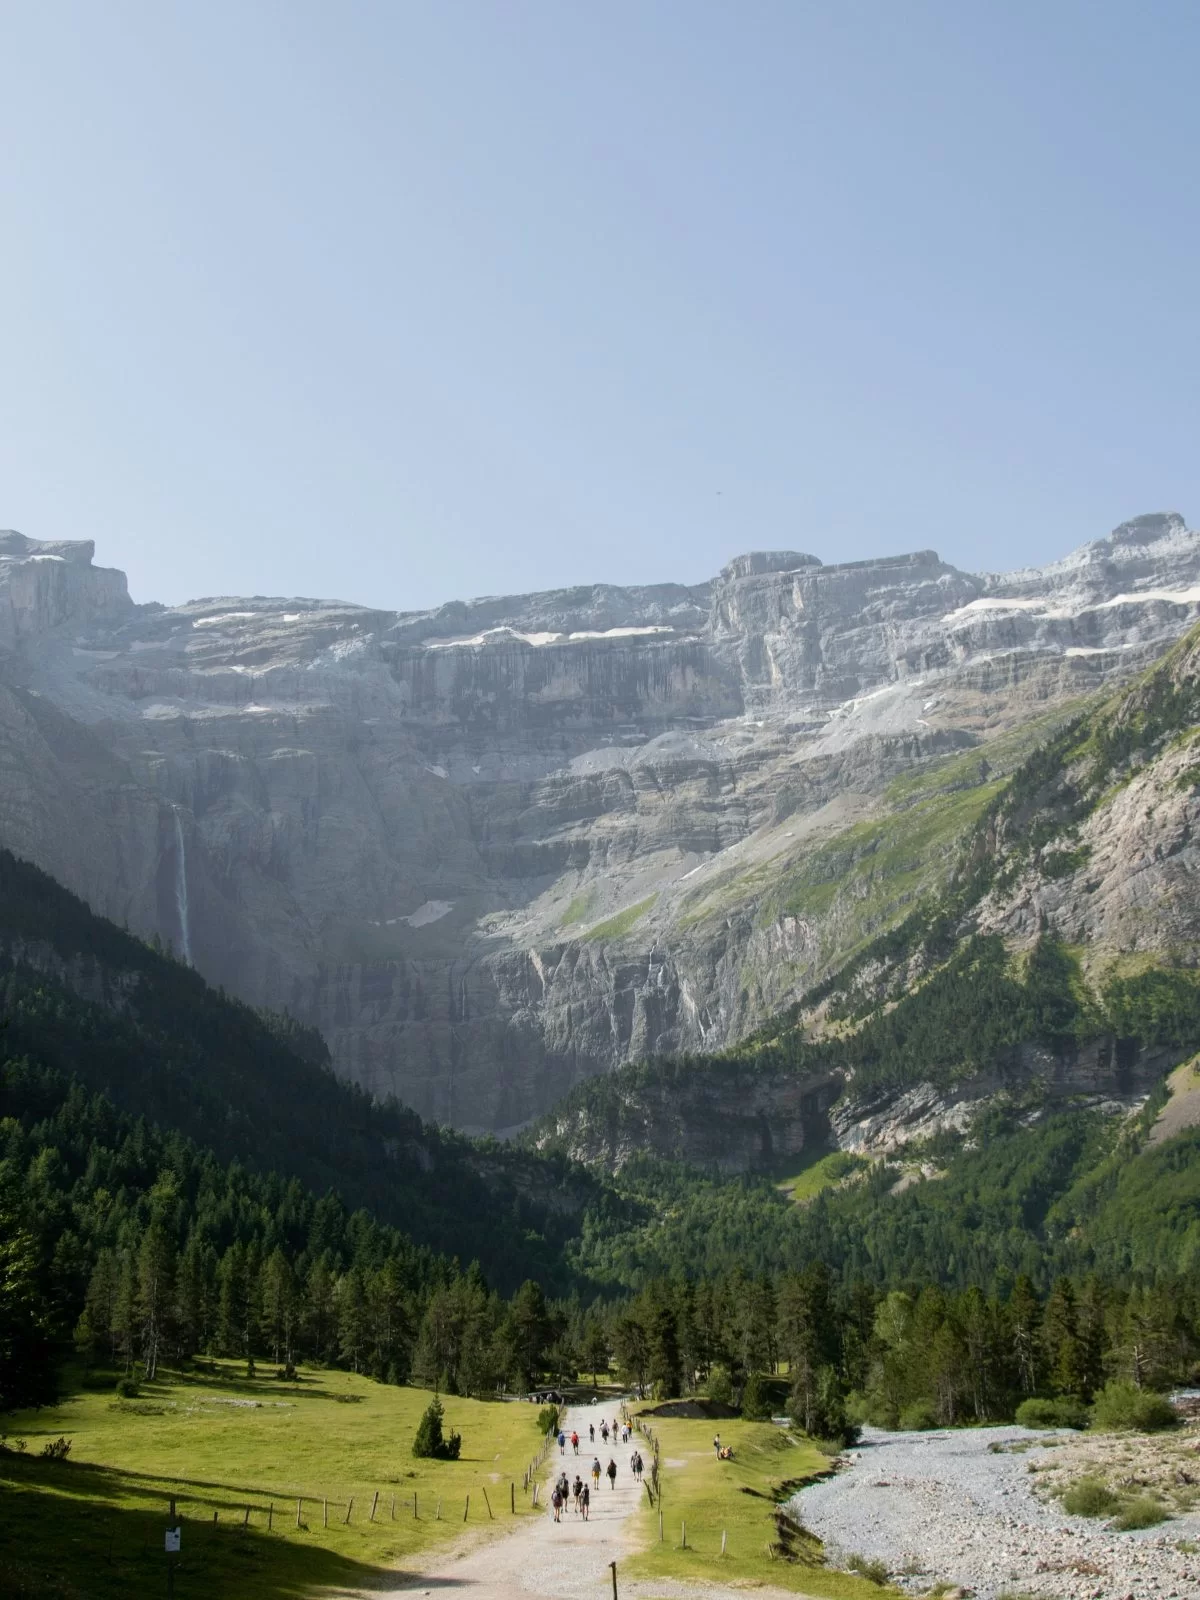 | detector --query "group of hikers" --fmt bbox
[558,1417,632,1454]
[548,1416,646,1523]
